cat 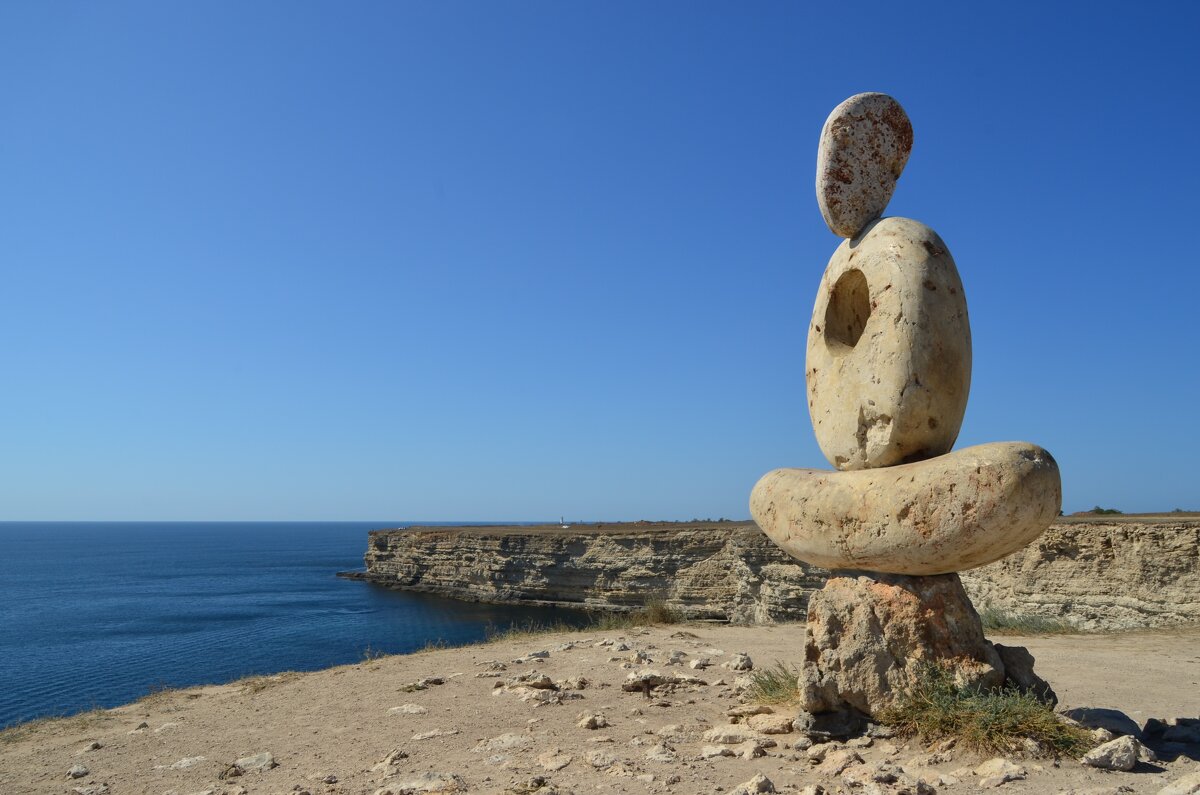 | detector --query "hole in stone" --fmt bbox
[824,268,871,350]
